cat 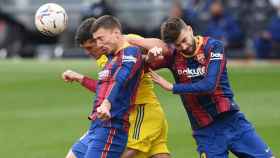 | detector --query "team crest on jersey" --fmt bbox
[200,152,207,158]
[195,53,206,65]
